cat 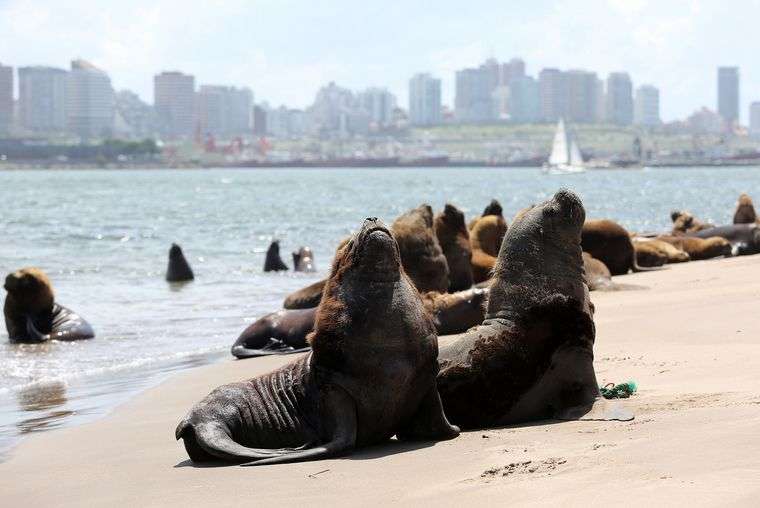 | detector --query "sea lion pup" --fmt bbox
[420,287,488,335]
[581,219,659,275]
[434,204,474,292]
[263,240,288,272]
[392,204,450,293]
[4,268,94,343]
[670,210,713,235]
[688,224,760,256]
[582,252,613,291]
[437,190,632,429]
[177,218,459,464]
[292,246,316,272]
[656,235,732,260]
[165,243,194,282]
[632,237,689,264]
[469,214,508,283]
[733,193,759,224]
